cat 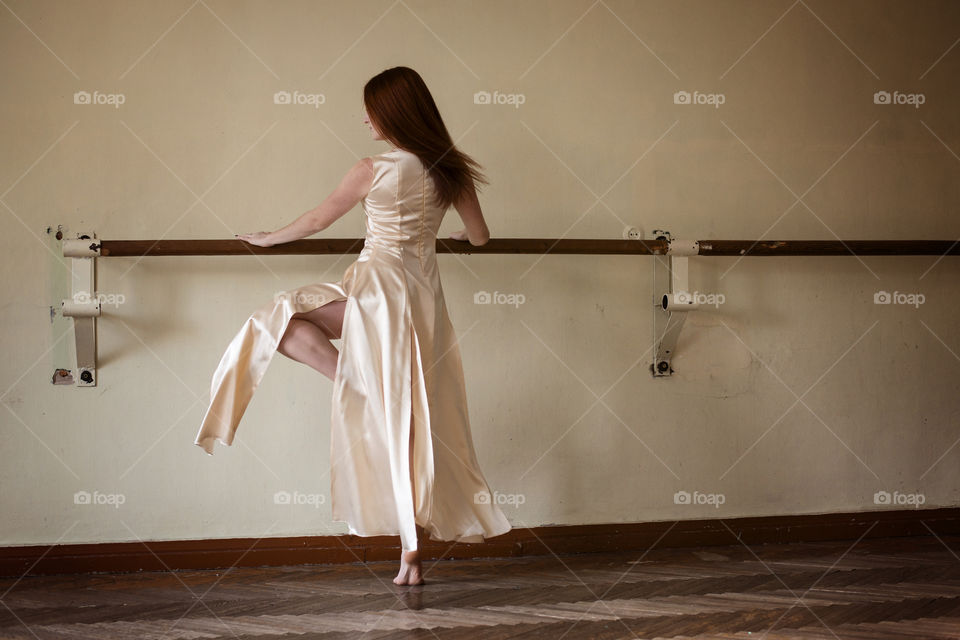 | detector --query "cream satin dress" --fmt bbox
[194,148,512,552]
